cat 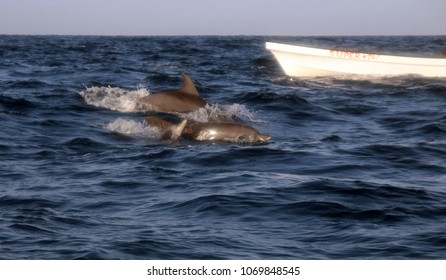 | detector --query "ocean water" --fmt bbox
[1,35,446,259]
